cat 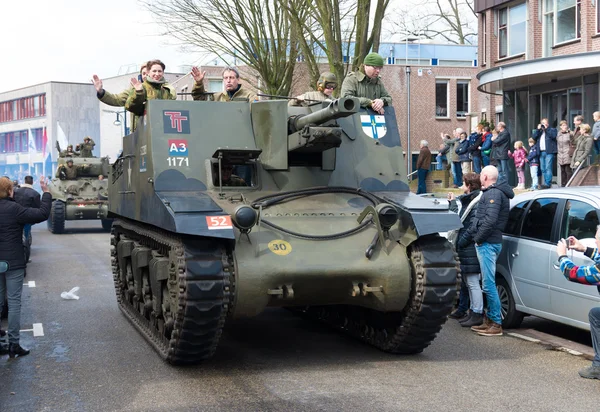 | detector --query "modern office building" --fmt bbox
[0,82,100,179]
[476,0,600,183]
